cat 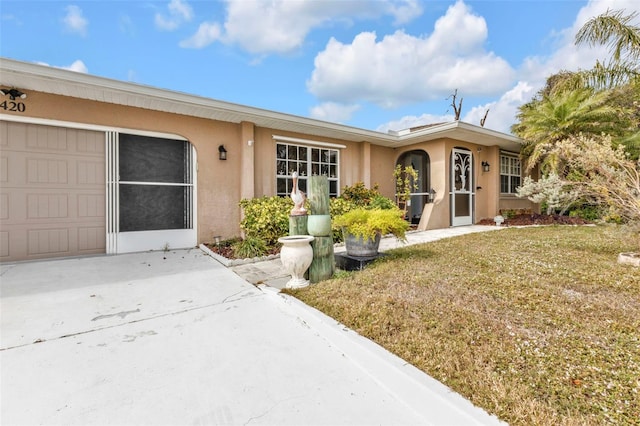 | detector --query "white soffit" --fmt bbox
[0,57,522,151]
